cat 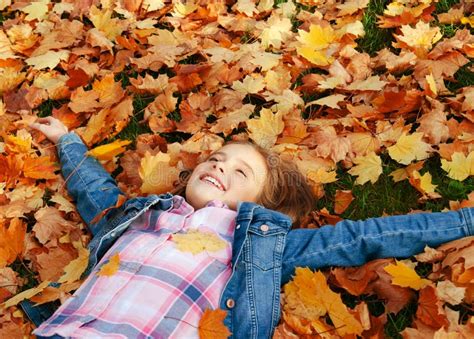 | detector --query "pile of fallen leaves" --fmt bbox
[0,0,473,337]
